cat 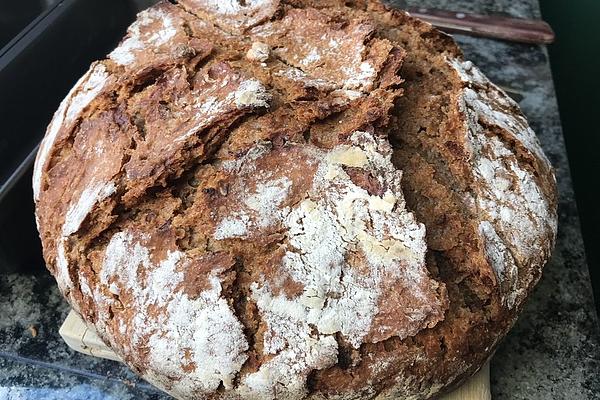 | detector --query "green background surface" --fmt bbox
[540,0,600,311]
